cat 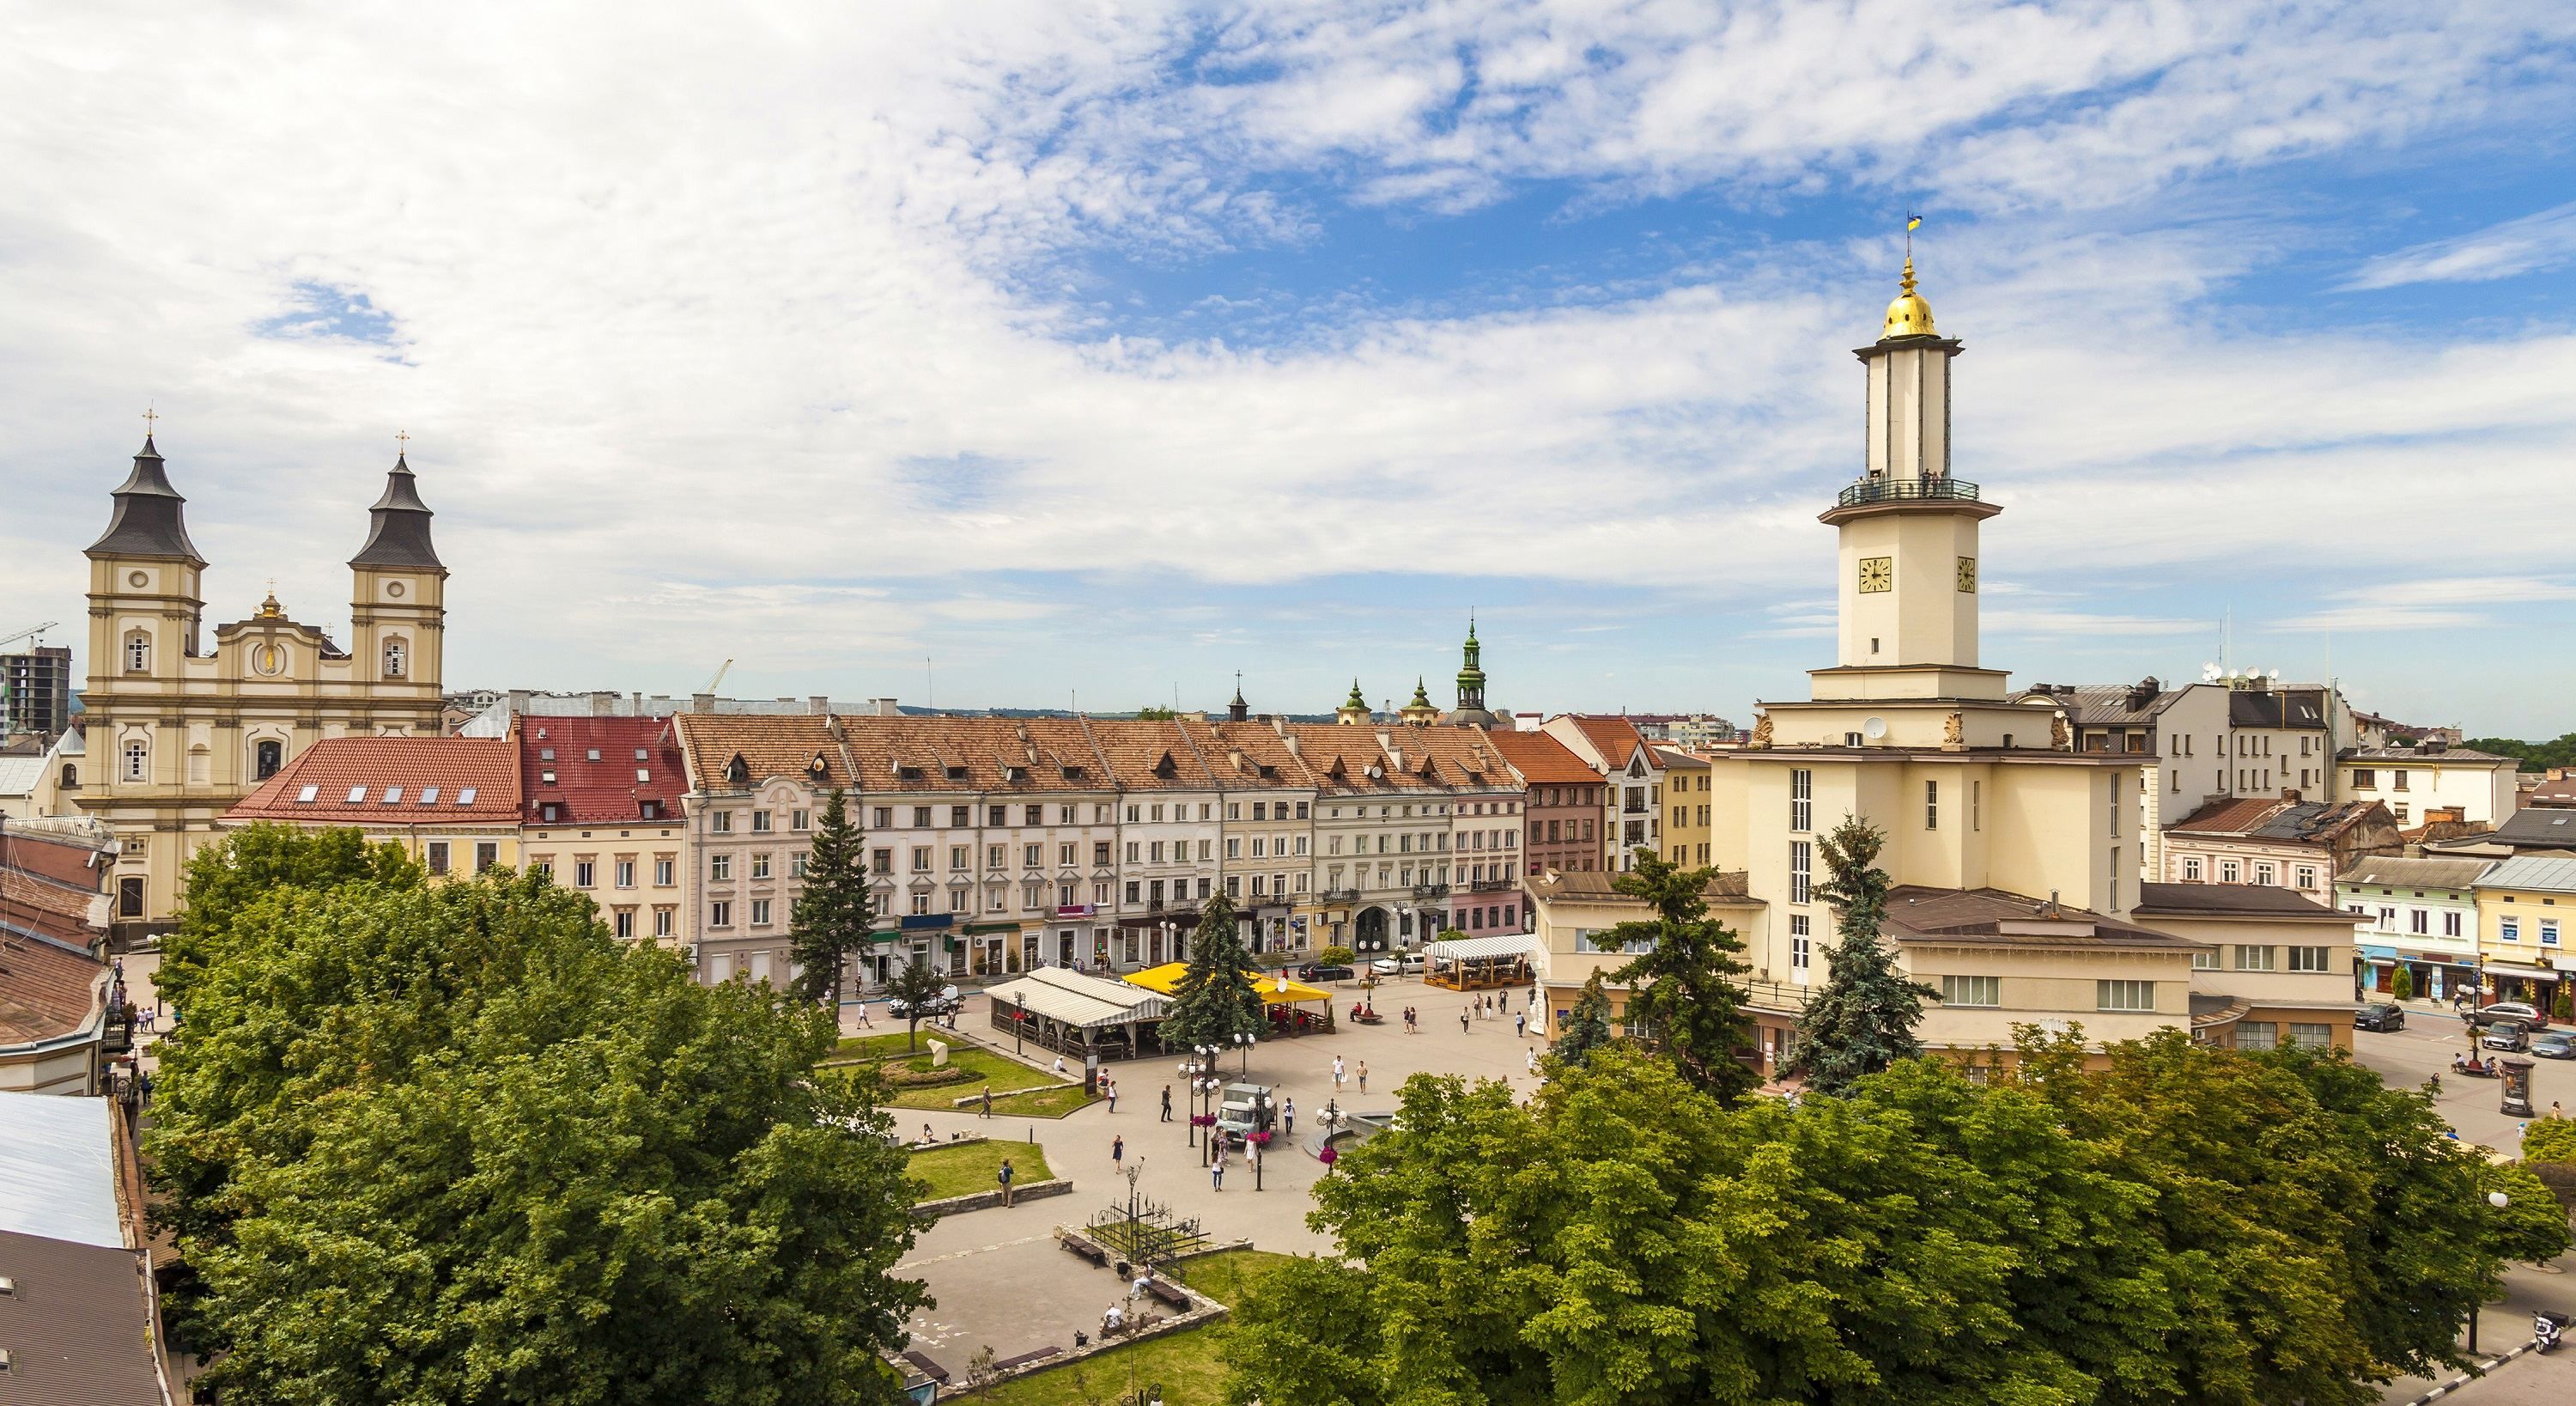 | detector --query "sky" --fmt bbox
[4,2,2574,737]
